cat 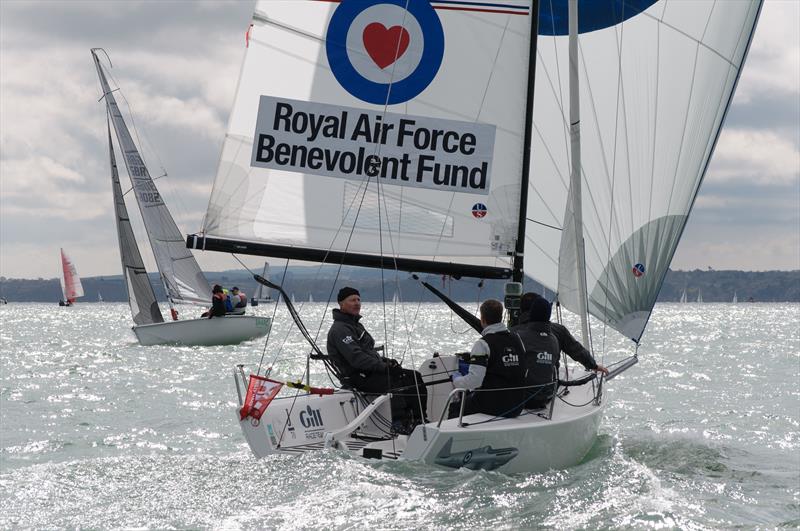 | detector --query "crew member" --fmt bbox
[451,299,527,418]
[326,287,428,433]
[510,293,609,402]
[204,284,227,319]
